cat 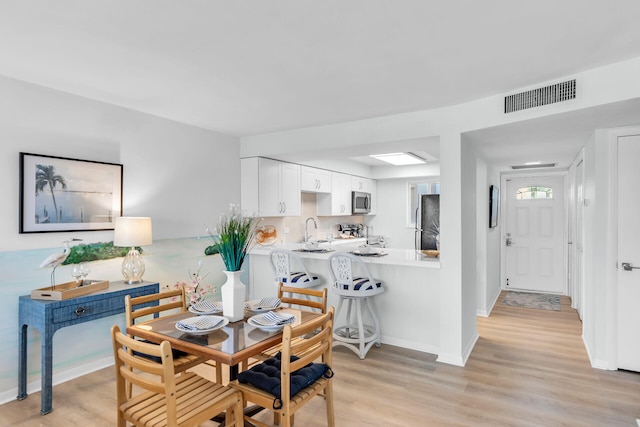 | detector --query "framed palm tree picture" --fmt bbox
[19,153,123,233]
